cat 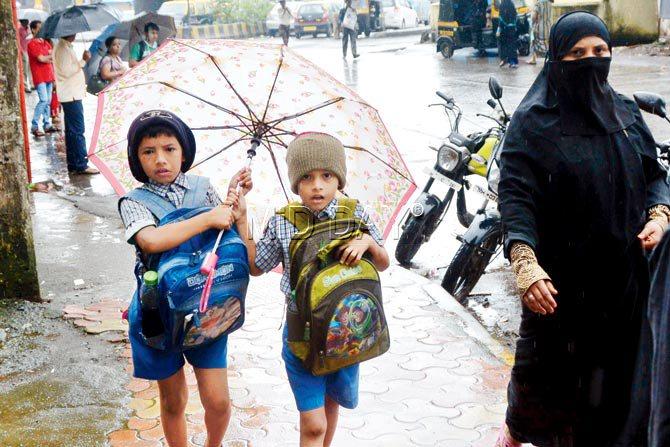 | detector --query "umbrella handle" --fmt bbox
[199,267,216,313]
[200,153,255,276]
